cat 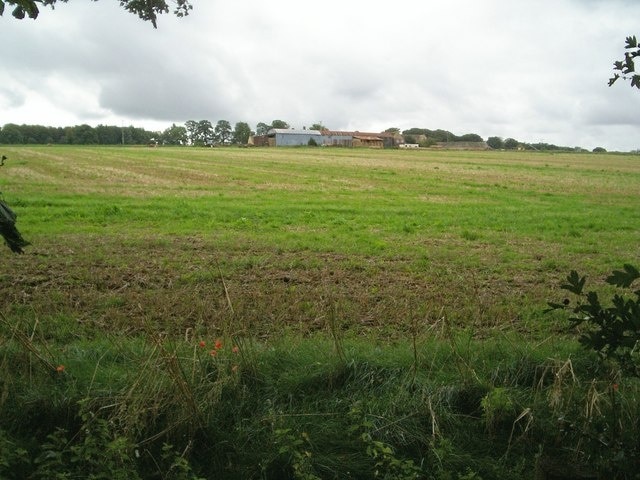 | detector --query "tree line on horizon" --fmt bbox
[0,120,287,146]
[0,121,609,152]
